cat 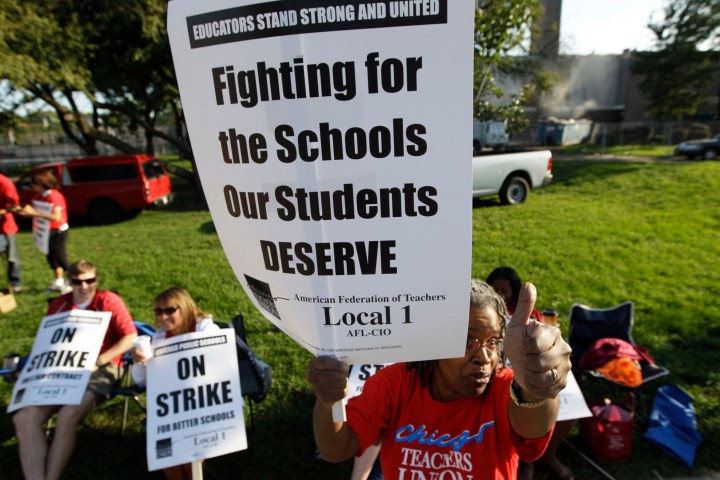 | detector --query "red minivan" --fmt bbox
[16,154,173,224]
